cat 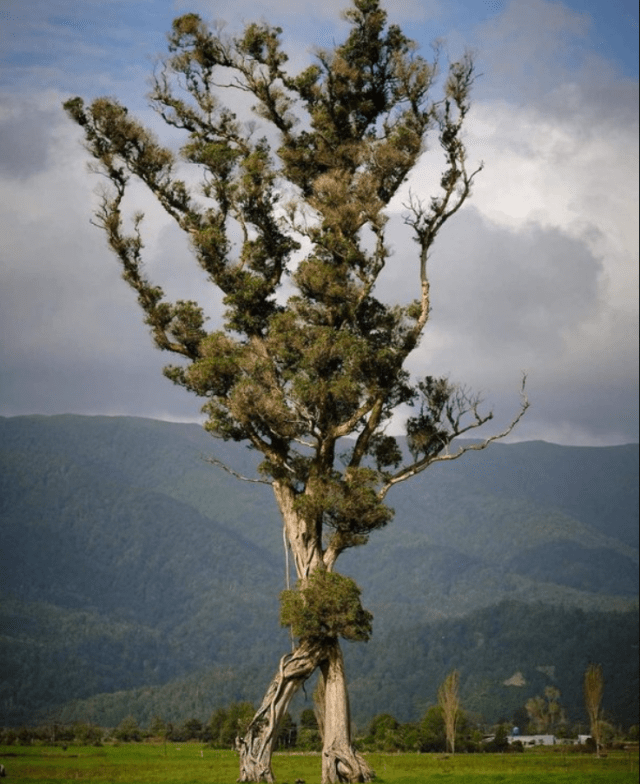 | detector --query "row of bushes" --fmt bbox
[3,708,637,753]
[0,706,302,750]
